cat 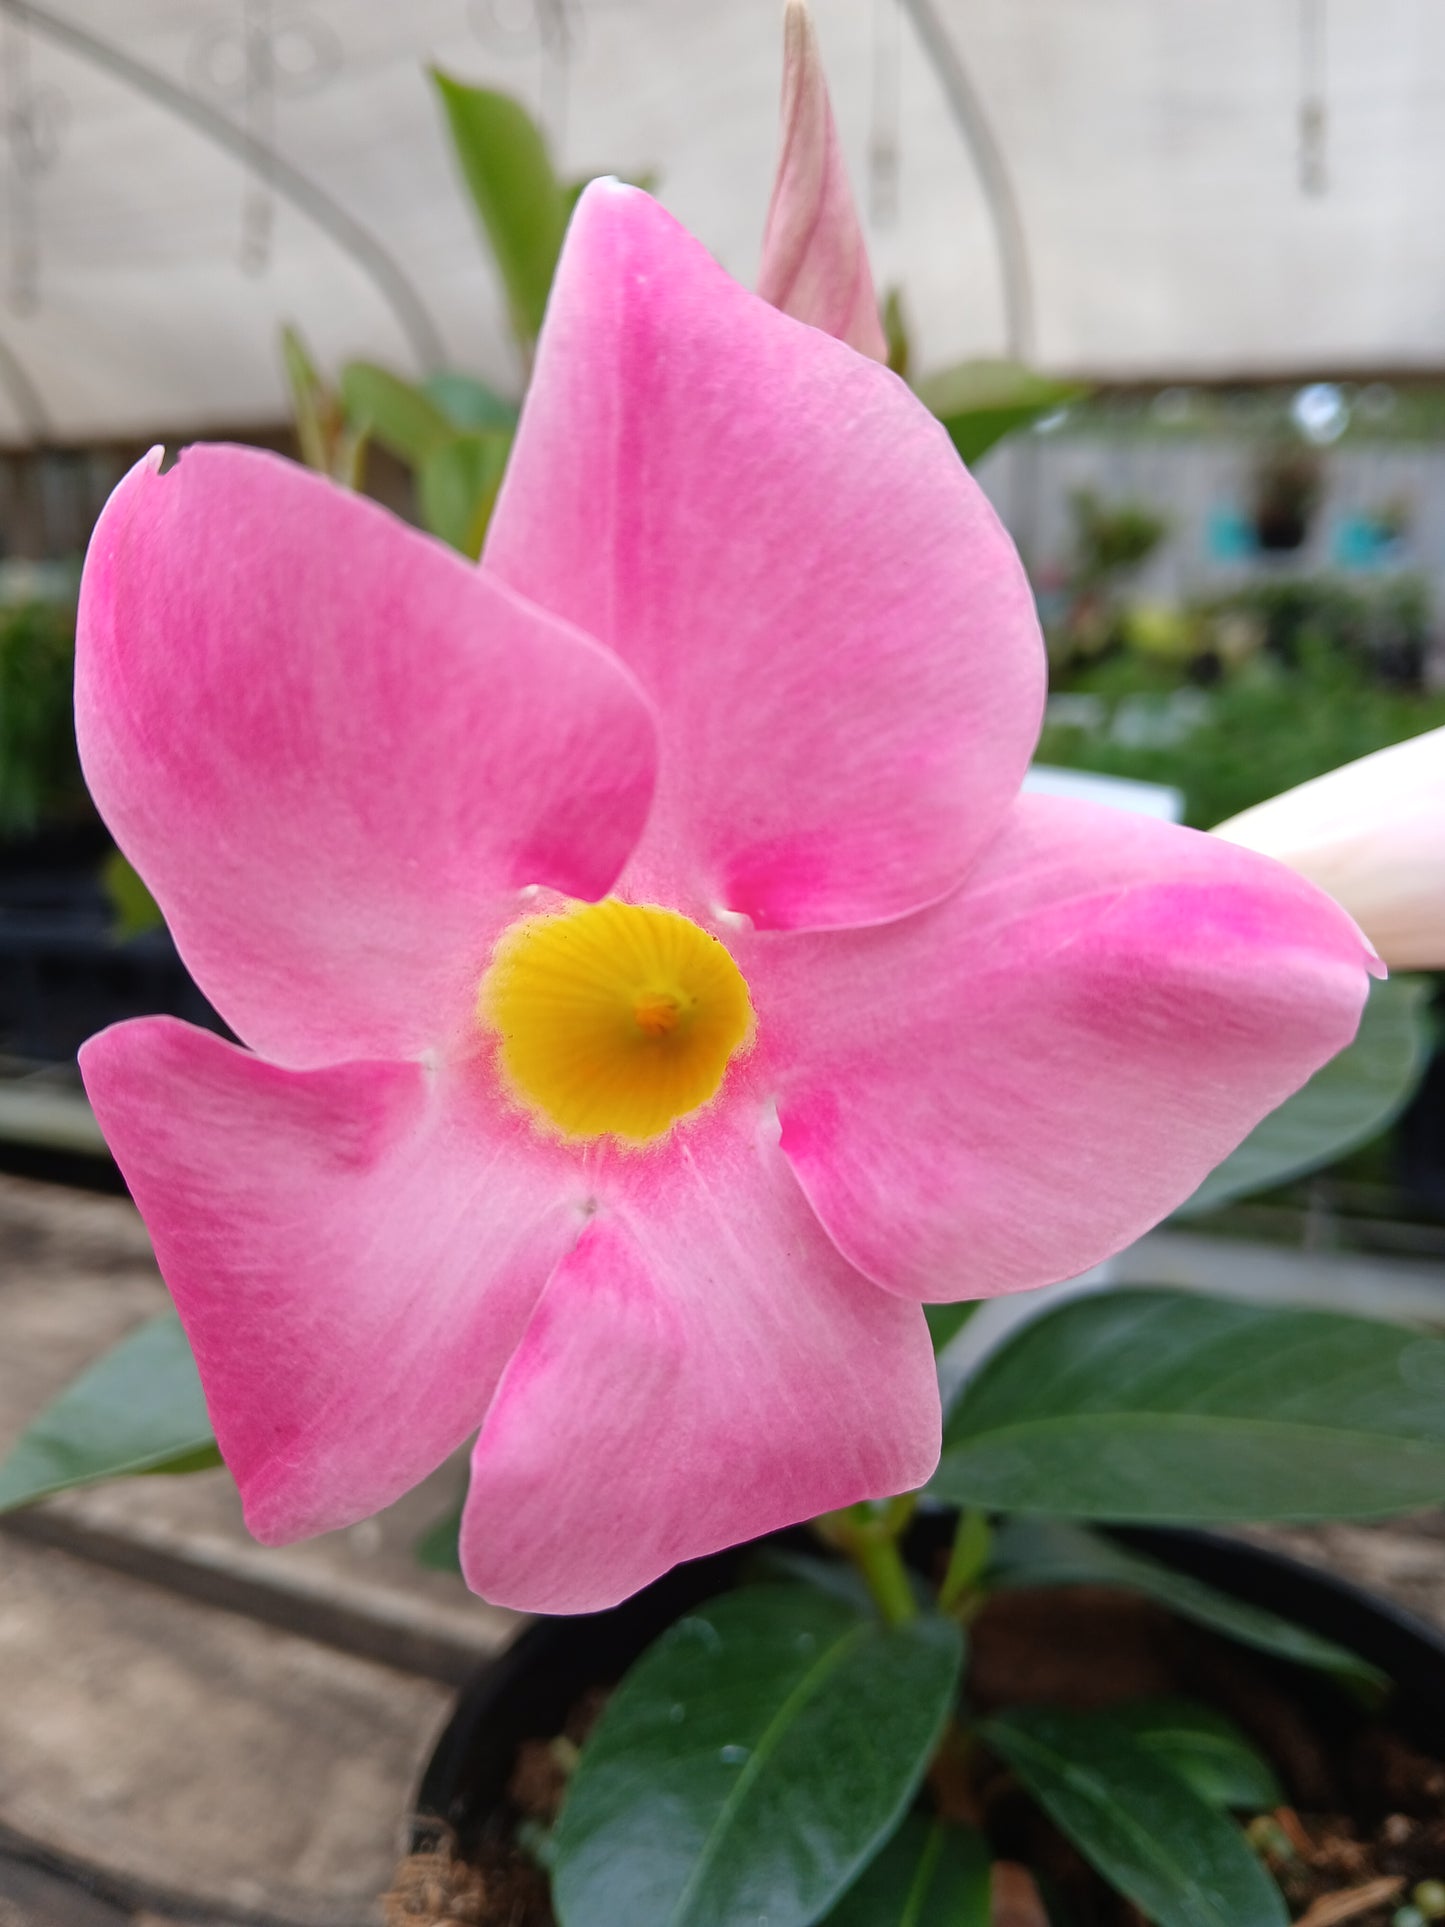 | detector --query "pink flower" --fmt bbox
[1214,727,1445,970]
[756,0,888,360]
[77,185,1372,1615]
